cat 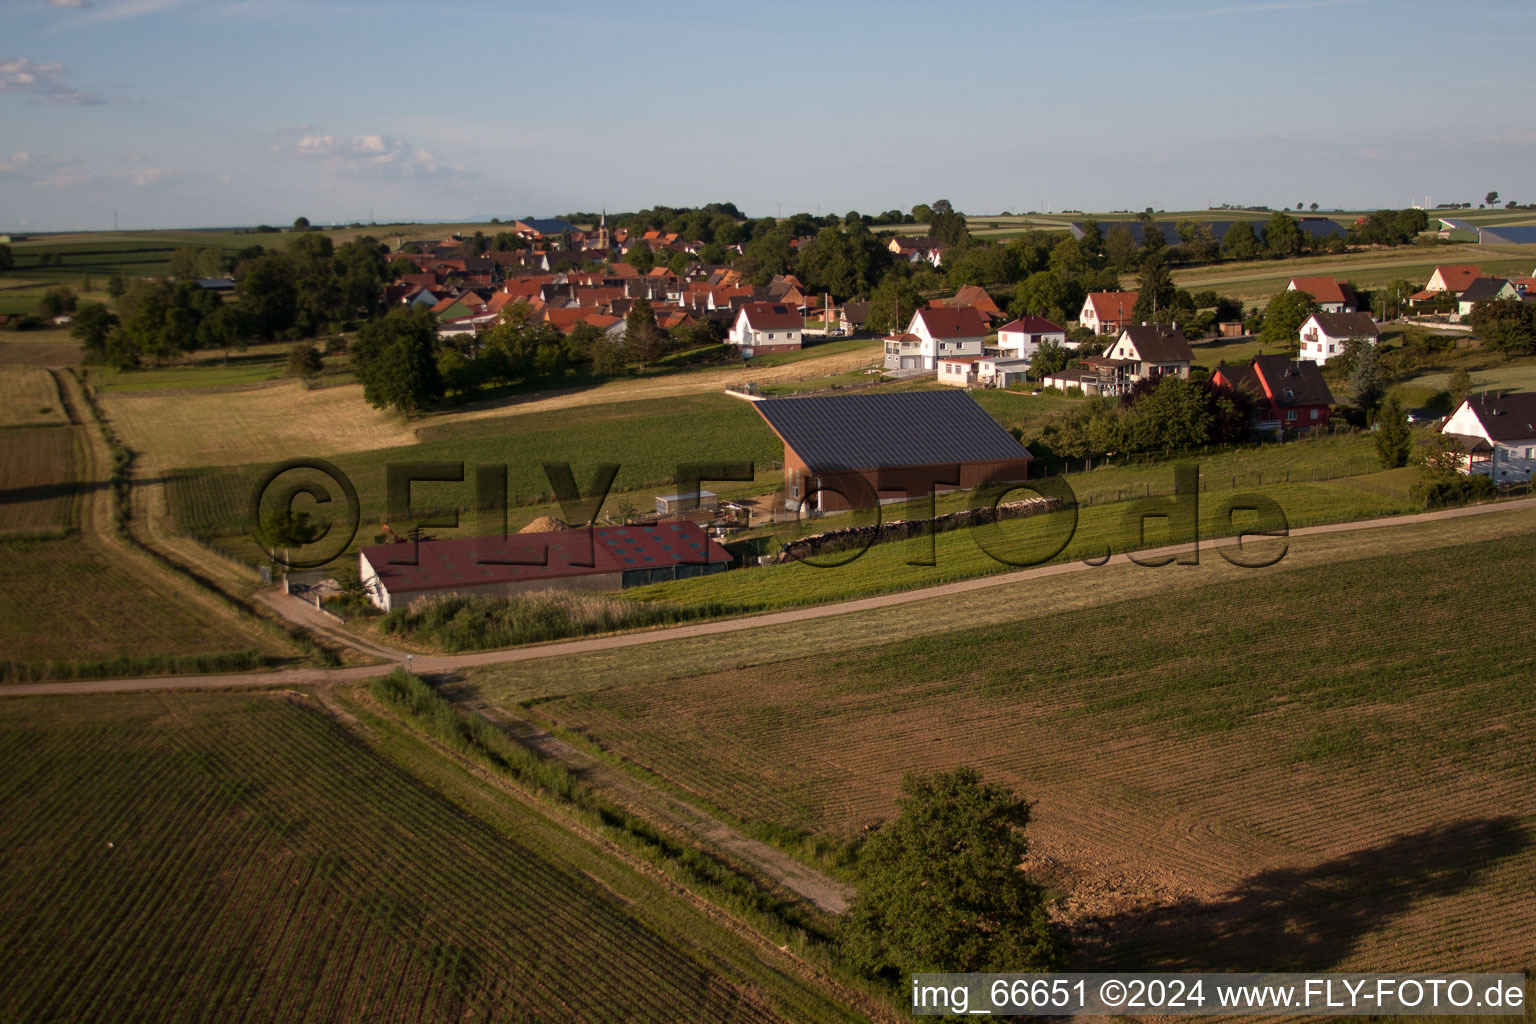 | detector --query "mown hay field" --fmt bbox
[0,427,76,535]
[0,537,282,664]
[101,377,418,468]
[520,519,1536,973]
[0,368,68,427]
[100,341,879,473]
[0,689,860,1024]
